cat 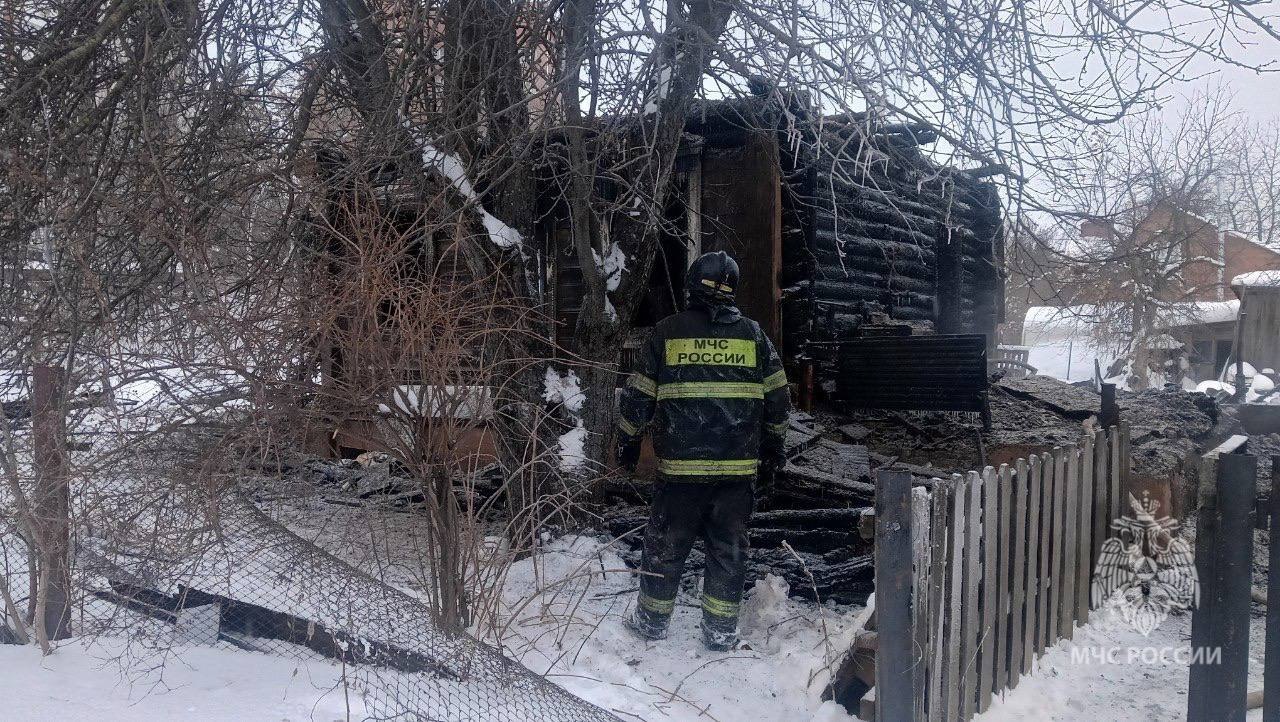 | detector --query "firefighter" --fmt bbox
[615,250,790,651]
